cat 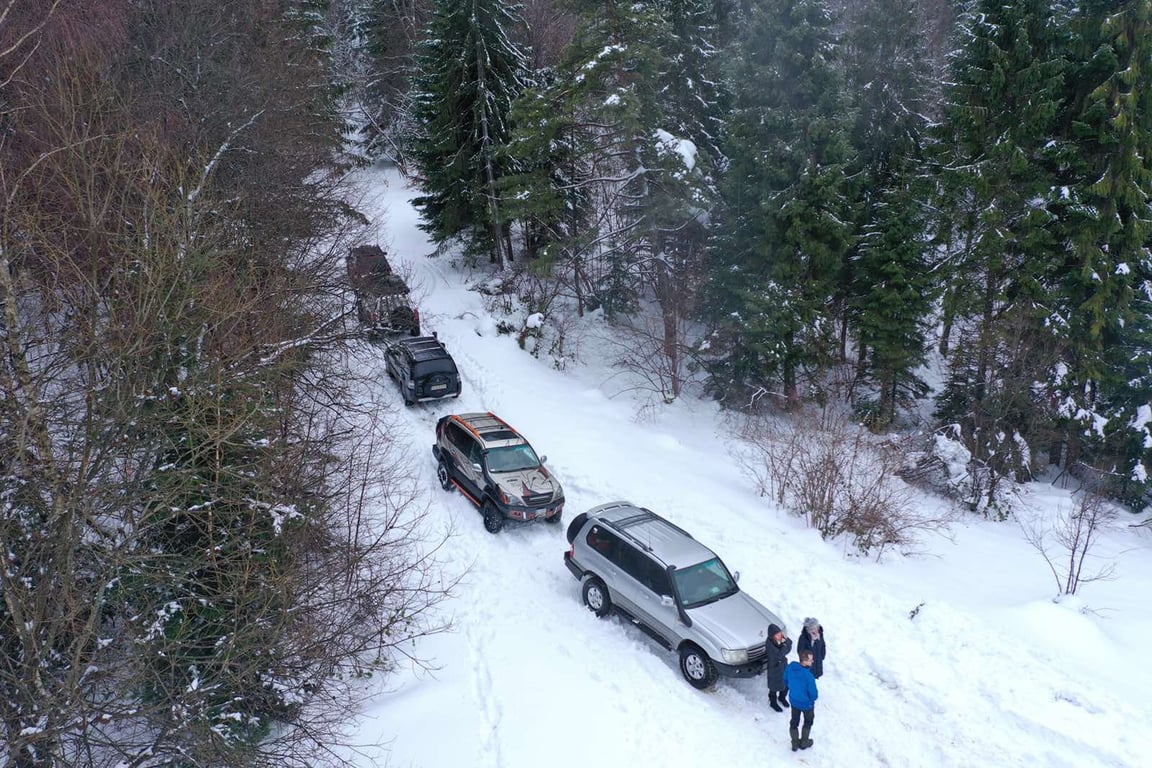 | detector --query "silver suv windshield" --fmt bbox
[673,557,738,609]
[485,444,541,472]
